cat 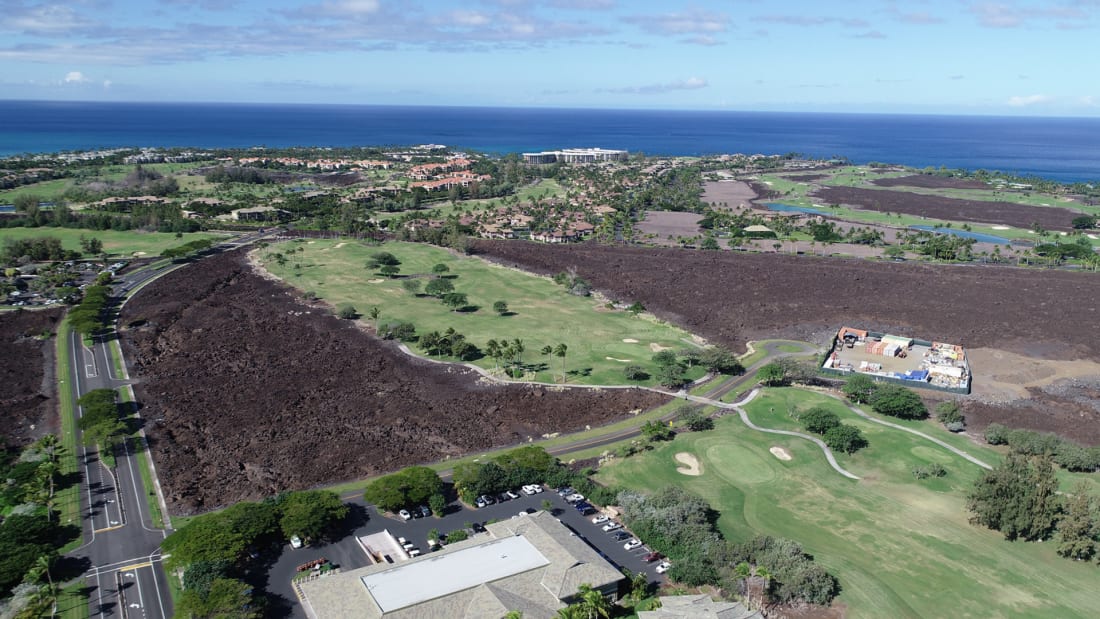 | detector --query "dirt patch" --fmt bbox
[333,242,347,249]
[871,175,991,190]
[675,452,702,475]
[472,240,1100,443]
[702,180,757,208]
[813,186,1078,231]
[637,211,703,242]
[0,308,63,448]
[119,250,670,514]
[967,348,1100,403]
[770,446,792,461]
[368,278,384,283]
